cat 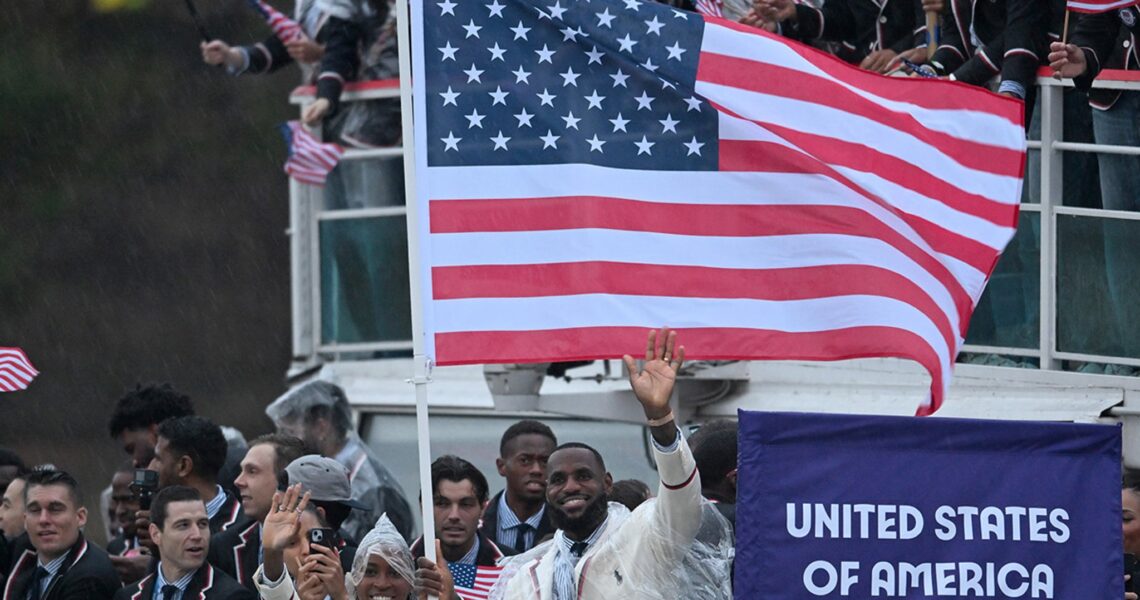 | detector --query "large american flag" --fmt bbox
[409,0,1025,414]
[0,347,39,392]
[448,563,504,600]
[1066,0,1140,13]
